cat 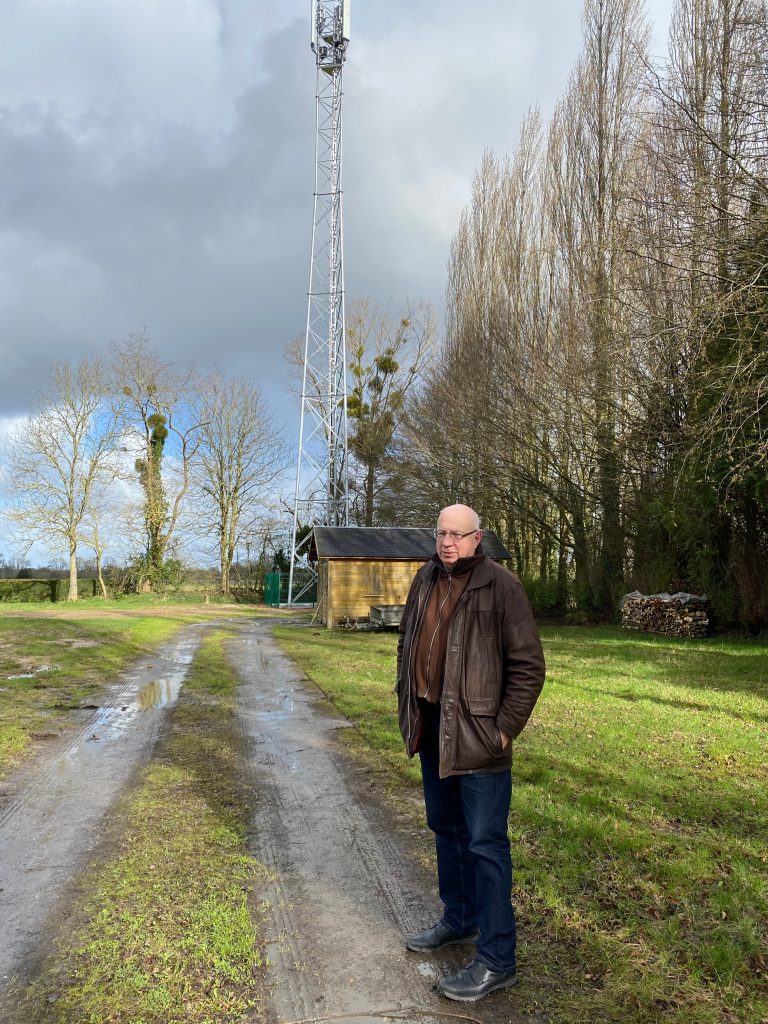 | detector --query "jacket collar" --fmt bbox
[427,549,493,588]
